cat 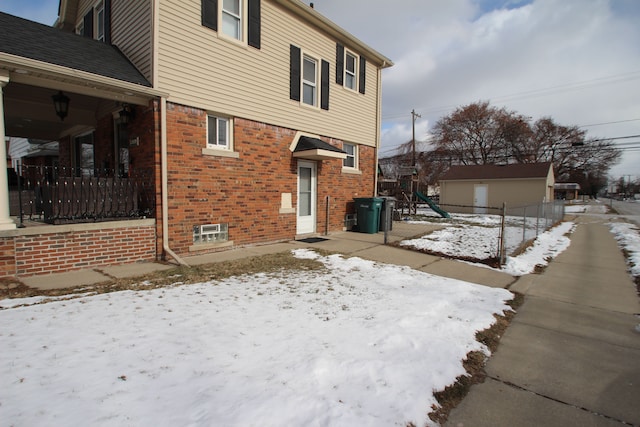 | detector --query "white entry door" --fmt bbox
[297,161,317,234]
[474,184,488,214]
